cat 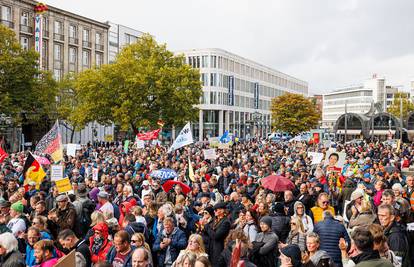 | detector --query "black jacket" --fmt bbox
[270,212,290,243]
[383,221,409,267]
[205,217,231,266]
